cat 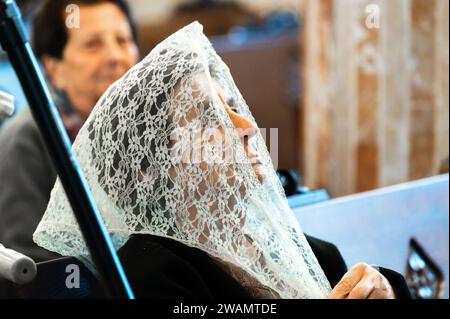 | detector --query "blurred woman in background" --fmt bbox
[0,0,139,262]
